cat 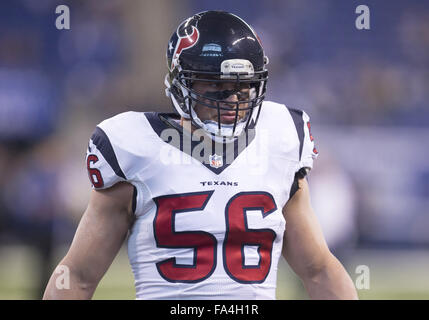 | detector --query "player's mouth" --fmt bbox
[220,111,238,124]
